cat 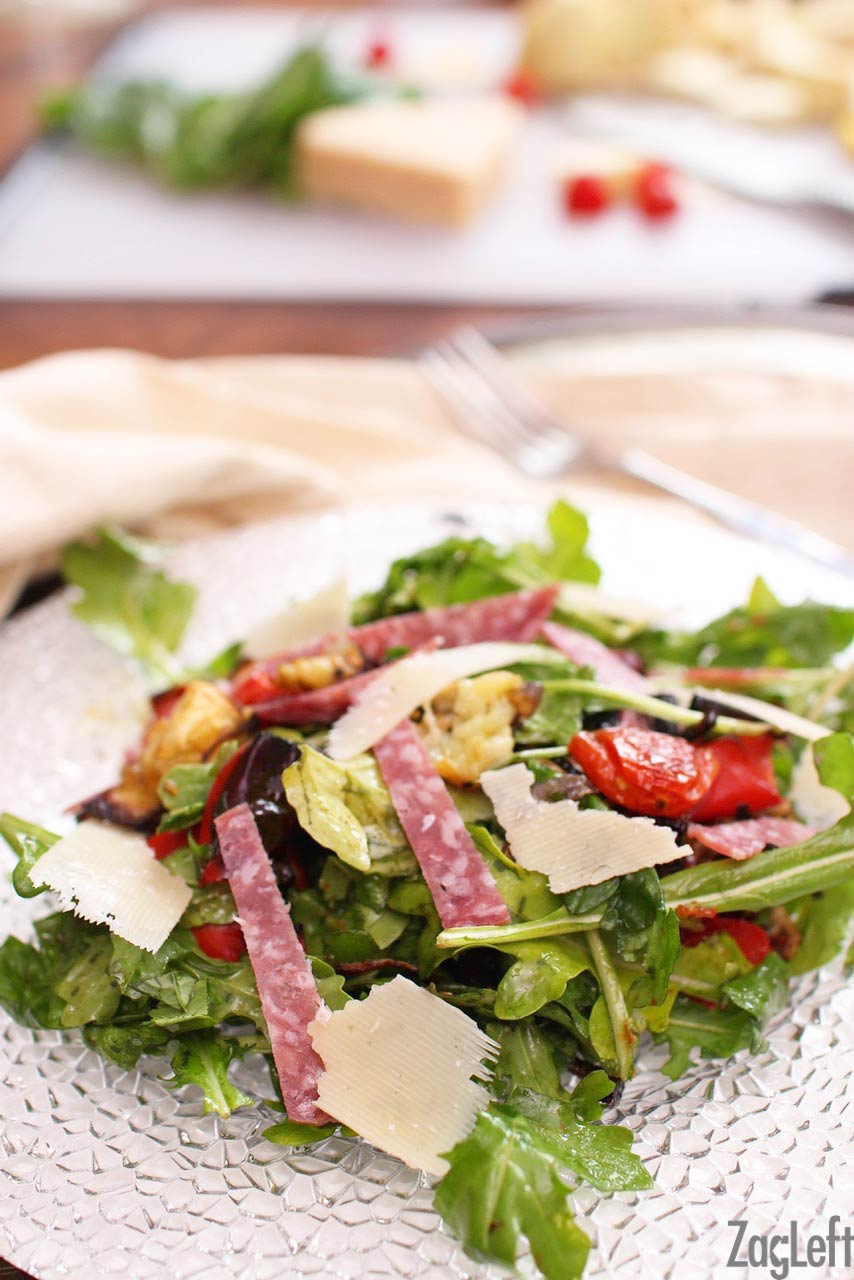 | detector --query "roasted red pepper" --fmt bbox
[568,725,718,817]
[681,916,771,967]
[231,665,281,706]
[690,734,780,822]
[146,830,189,860]
[196,742,251,846]
[191,922,246,963]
